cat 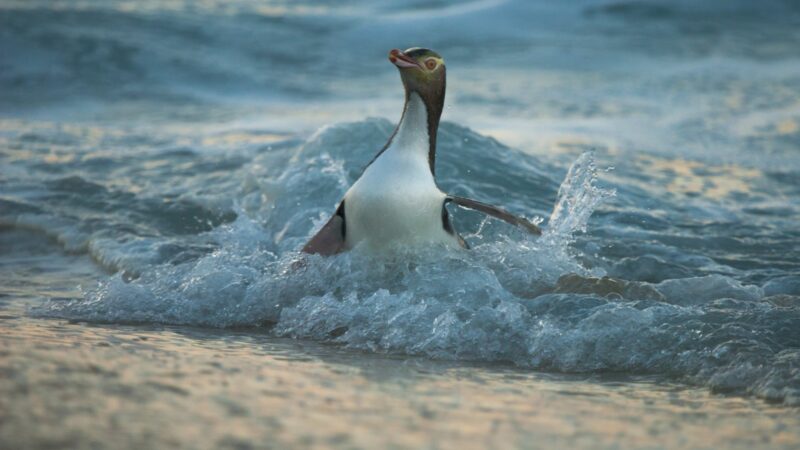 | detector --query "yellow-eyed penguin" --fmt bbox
[303,47,541,255]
